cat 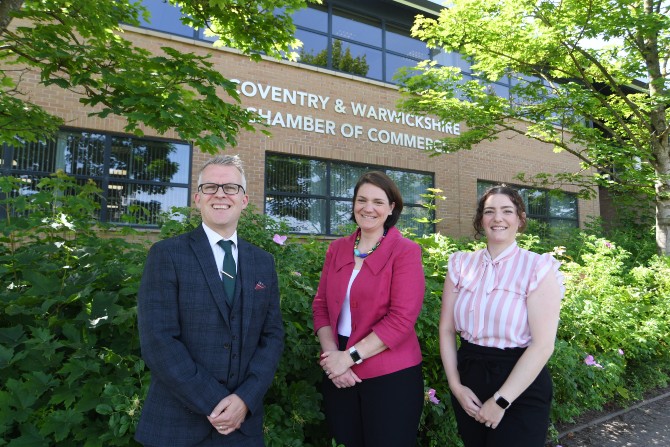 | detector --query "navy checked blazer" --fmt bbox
[135,225,284,446]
